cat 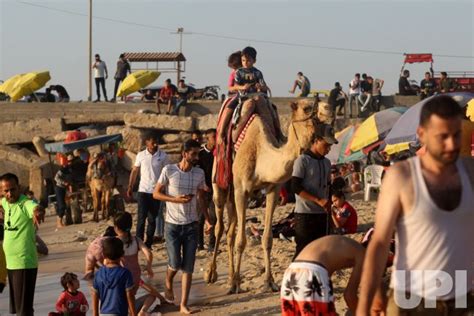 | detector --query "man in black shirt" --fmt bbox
[111,53,131,102]
[358,74,373,112]
[197,129,216,252]
[420,72,437,100]
[328,82,348,116]
[398,70,416,95]
[50,85,70,102]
